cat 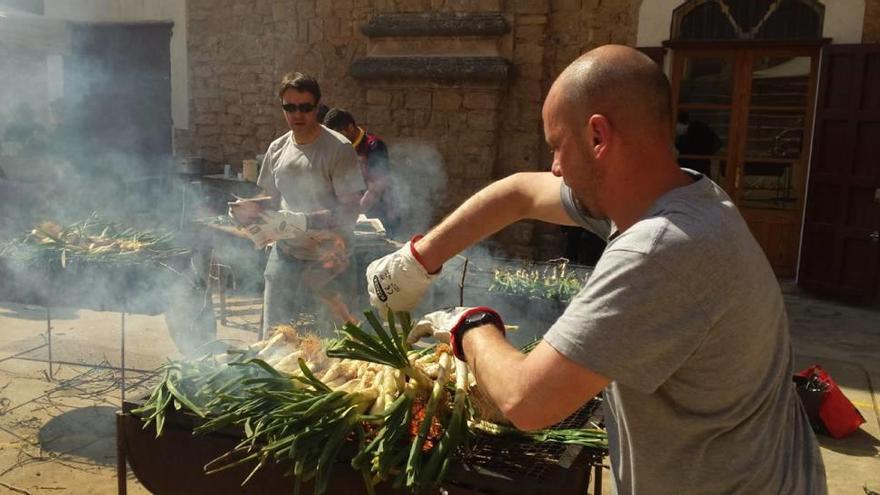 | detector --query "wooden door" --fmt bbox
[671,46,819,277]
[798,45,880,303]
